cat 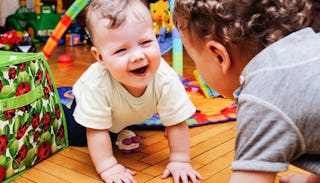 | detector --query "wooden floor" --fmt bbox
[11,44,308,183]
